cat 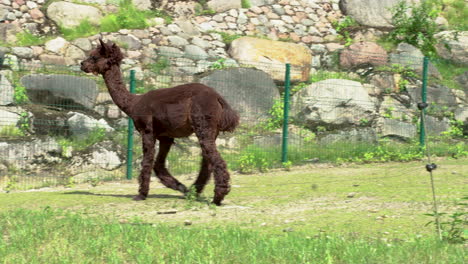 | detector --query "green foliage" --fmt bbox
[426,0,468,30]
[13,84,29,104]
[18,112,30,134]
[208,58,232,70]
[194,0,216,16]
[309,70,364,83]
[15,31,48,46]
[0,125,24,138]
[332,16,359,46]
[431,58,468,90]
[425,196,467,243]
[258,98,284,131]
[149,56,170,75]
[388,1,440,56]
[58,127,107,152]
[238,151,269,174]
[241,0,251,9]
[376,64,419,78]
[60,19,98,40]
[208,31,242,45]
